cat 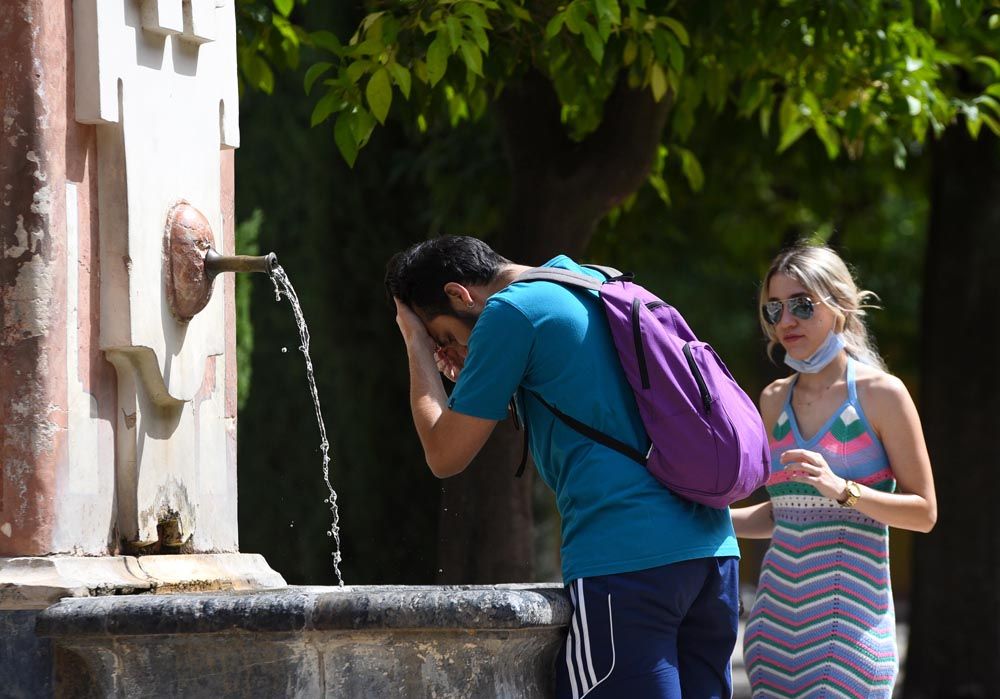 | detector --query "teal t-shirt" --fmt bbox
[448,255,739,583]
